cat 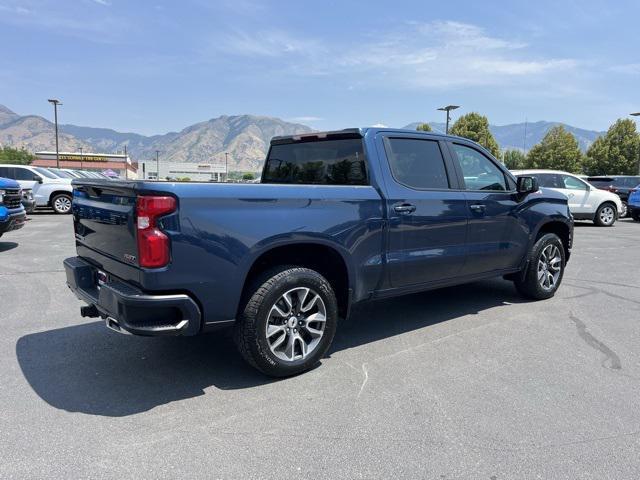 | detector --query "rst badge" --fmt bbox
[123,253,137,264]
